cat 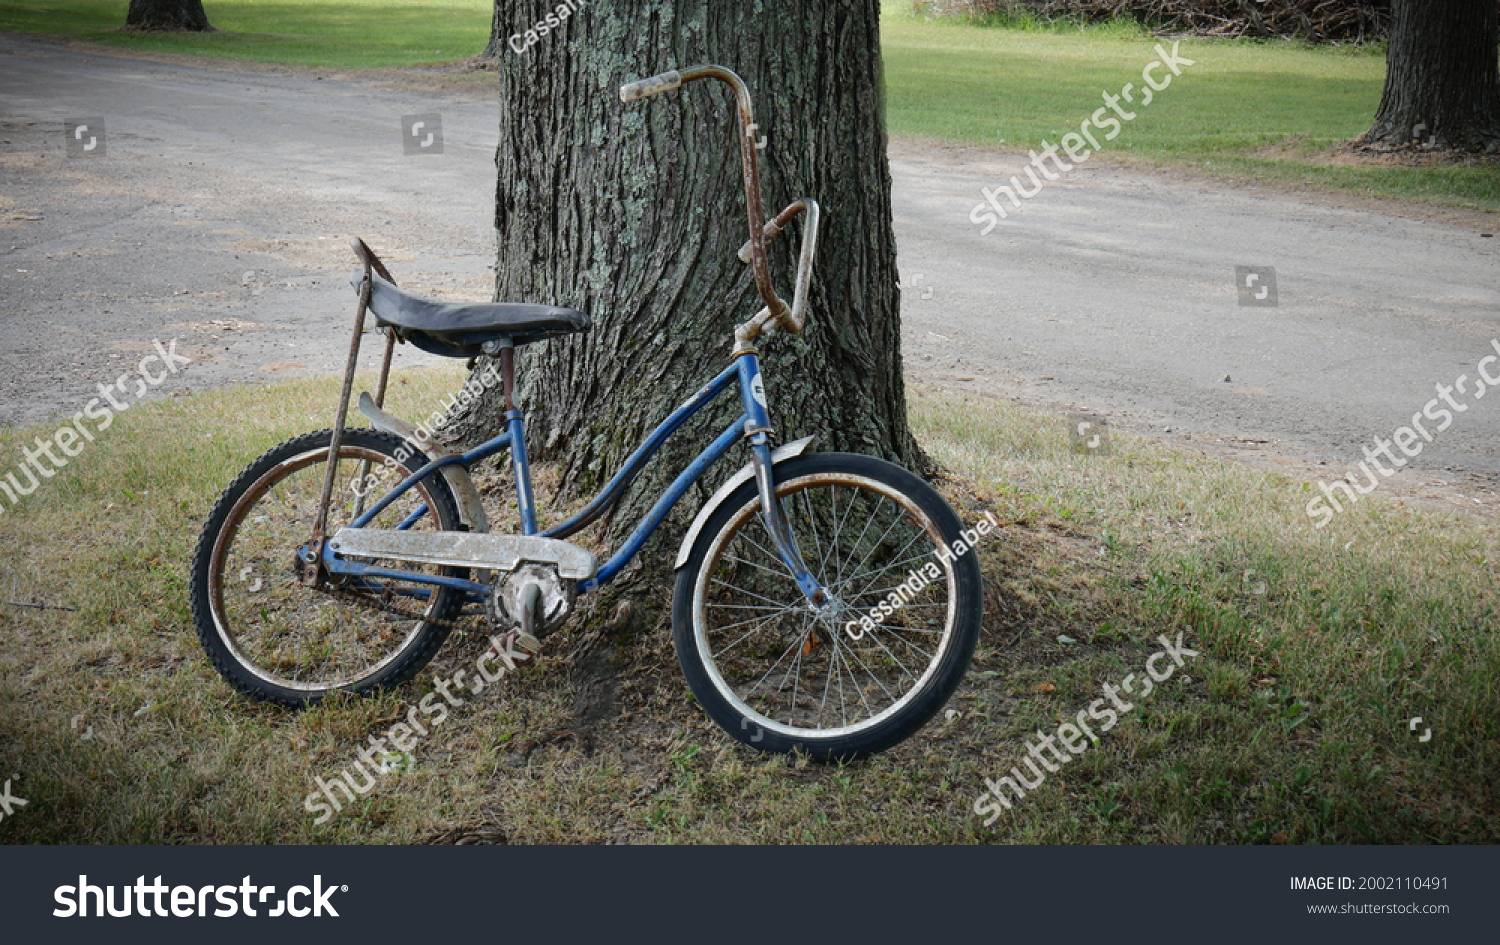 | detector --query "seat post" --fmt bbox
[498,338,517,412]
[487,336,538,535]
